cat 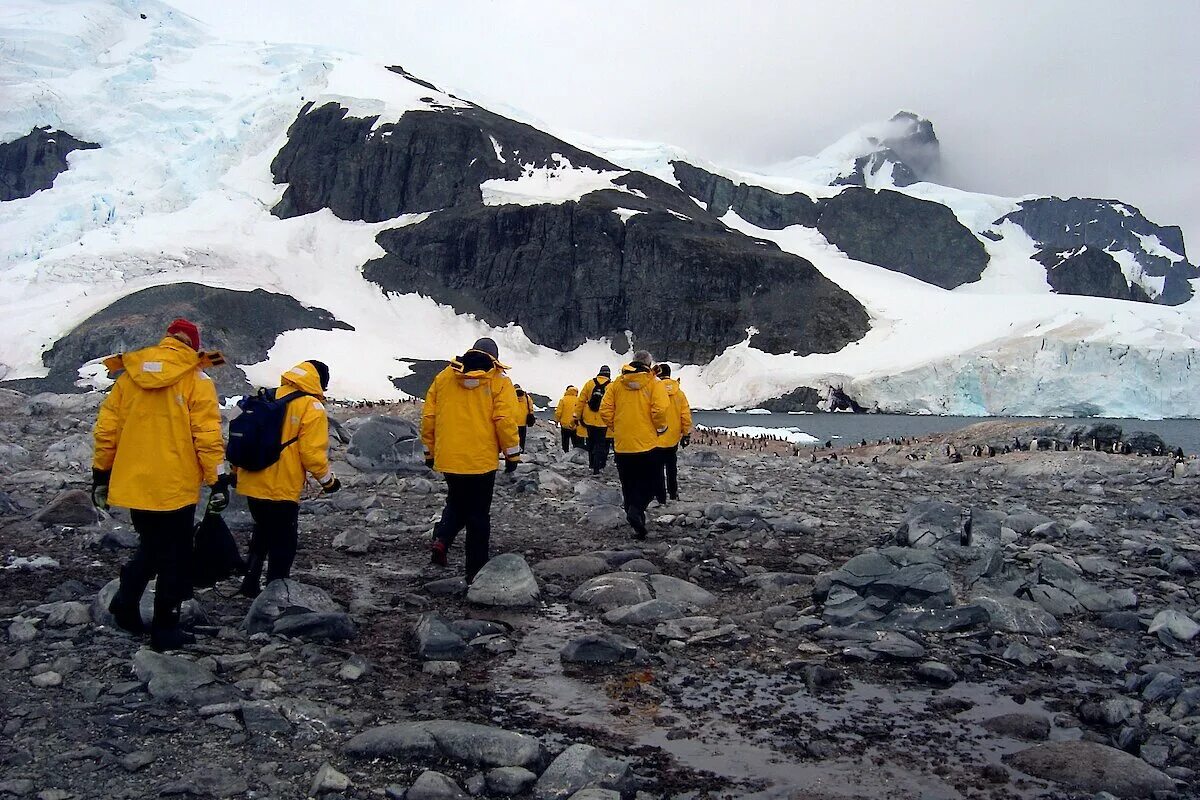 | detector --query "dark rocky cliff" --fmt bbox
[834,111,941,188]
[816,188,989,289]
[997,198,1197,304]
[2,283,350,396]
[1034,247,1150,303]
[271,97,870,363]
[271,102,616,221]
[1,127,99,202]
[365,194,868,363]
[673,162,988,289]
